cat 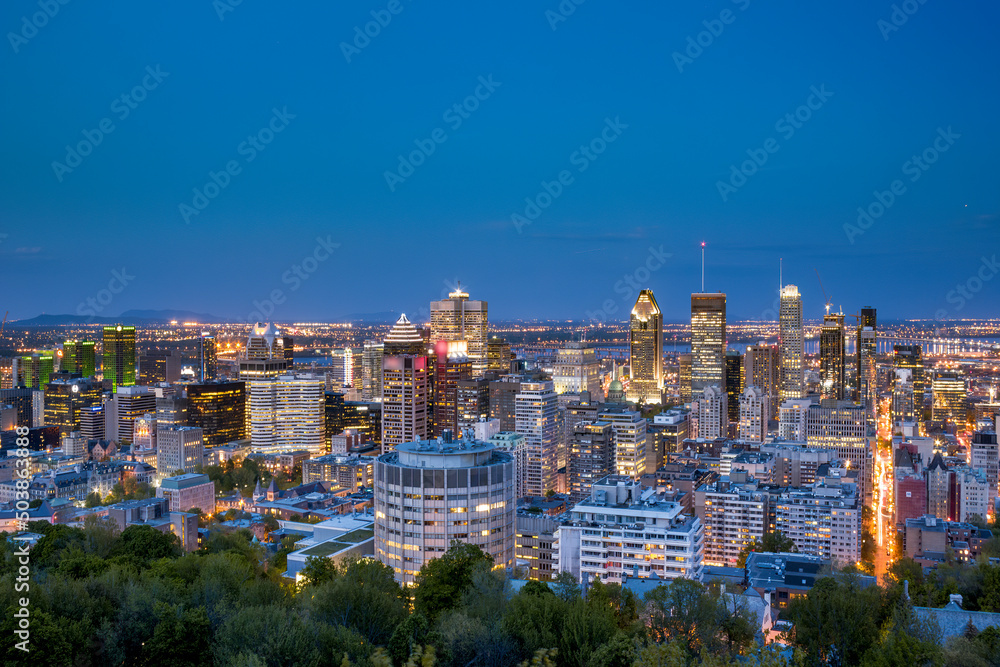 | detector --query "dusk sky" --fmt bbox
[2,1,998,323]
